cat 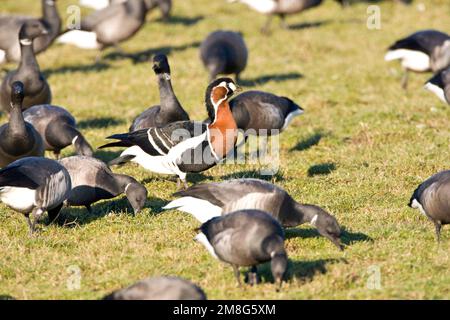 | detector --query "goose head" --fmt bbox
[10,81,25,108]
[152,54,171,78]
[205,77,241,121]
[19,20,49,44]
